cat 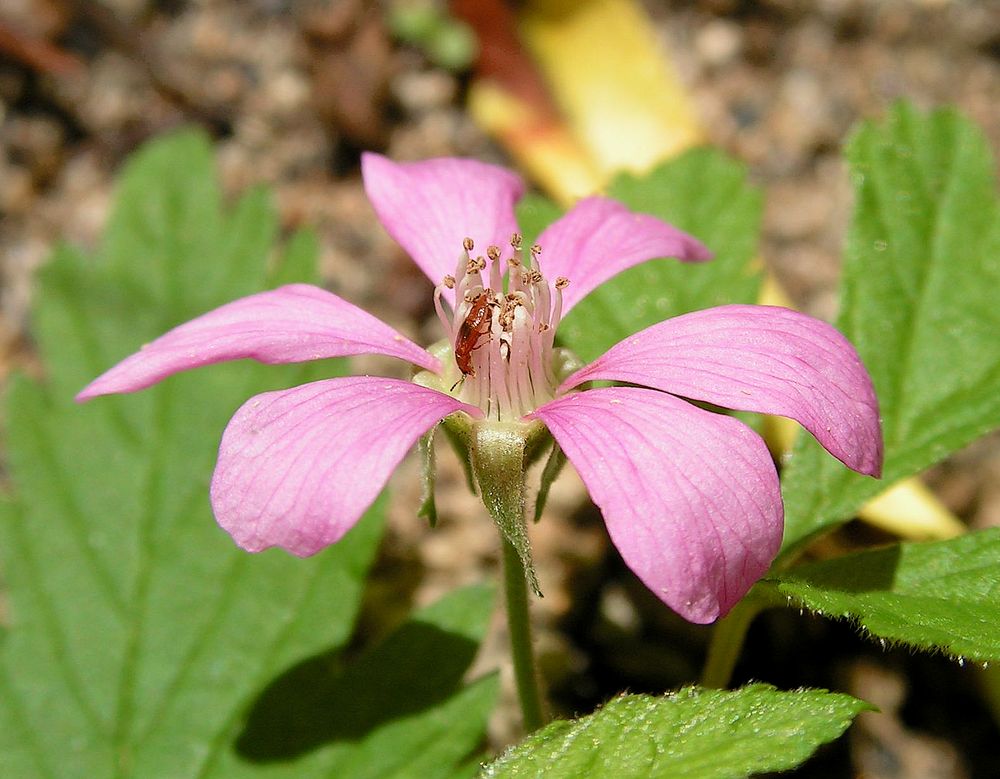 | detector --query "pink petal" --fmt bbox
[361,153,526,293]
[76,284,439,400]
[531,387,782,624]
[534,196,712,315]
[562,305,883,477]
[211,377,480,556]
